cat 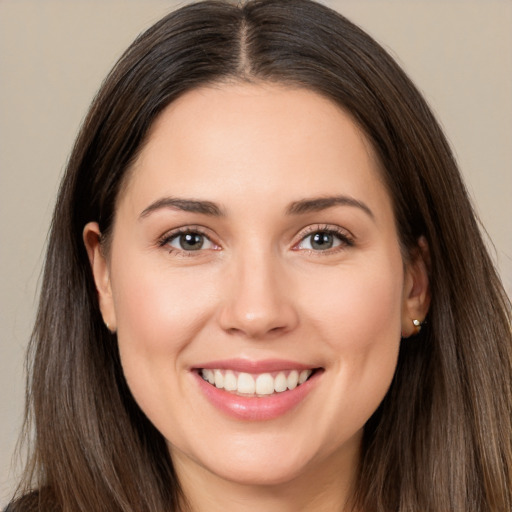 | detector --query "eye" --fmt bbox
[295,227,353,251]
[163,230,217,252]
